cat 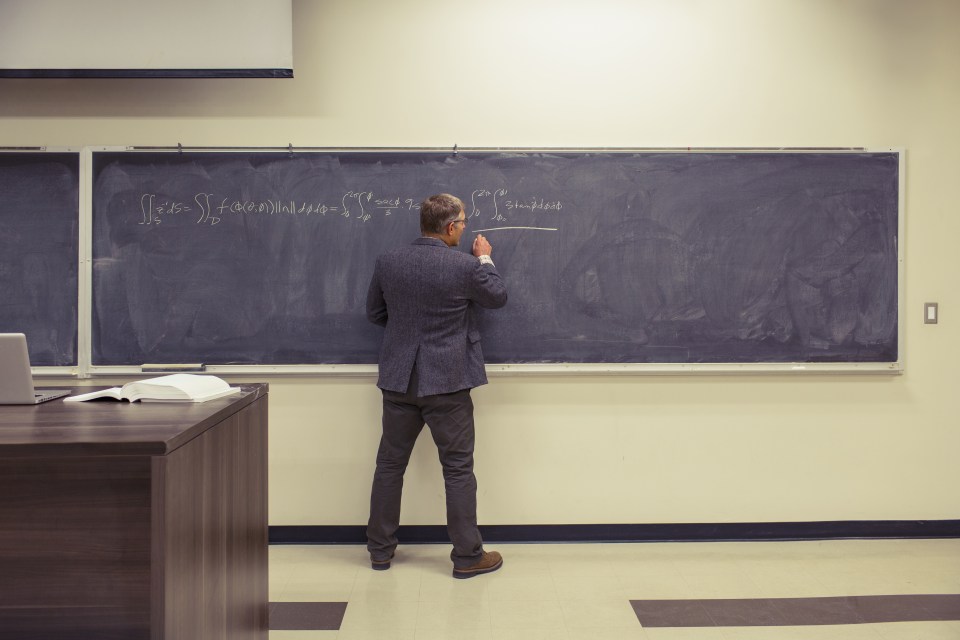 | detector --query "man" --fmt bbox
[366,193,507,579]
